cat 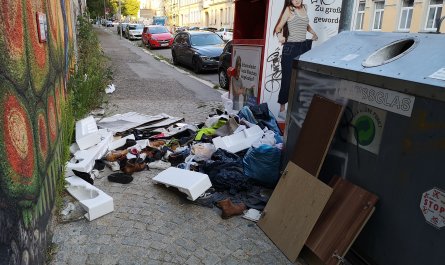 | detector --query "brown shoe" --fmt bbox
[217,198,246,219]
[149,140,166,148]
[122,158,146,174]
[105,149,129,162]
